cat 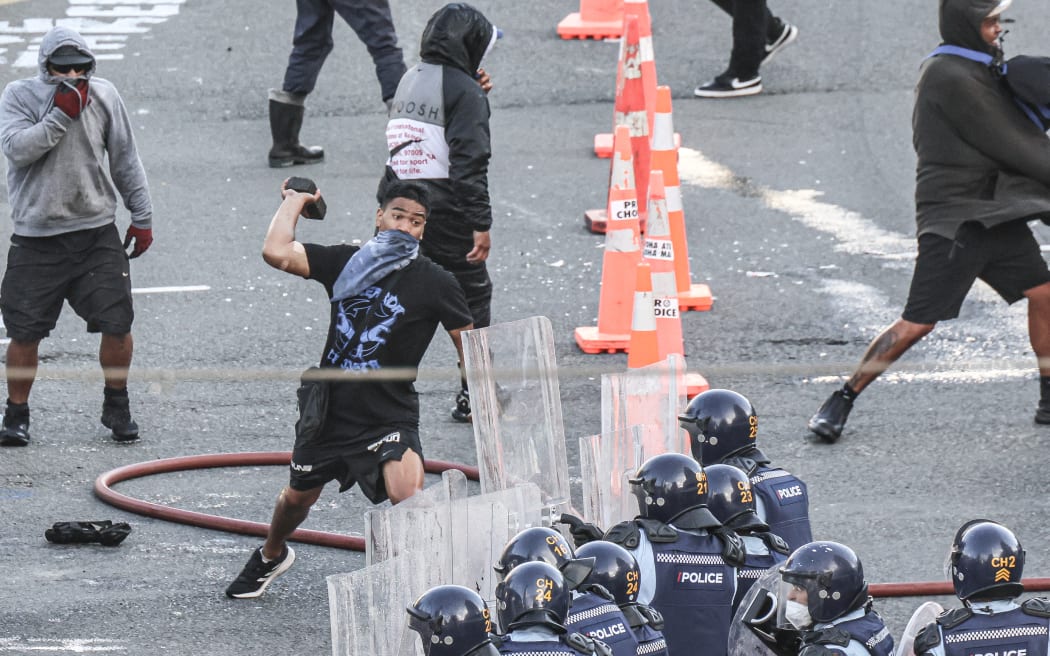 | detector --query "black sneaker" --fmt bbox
[226,546,296,599]
[807,390,854,443]
[763,22,799,65]
[0,402,30,447]
[694,72,763,98]
[101,393,139,442]
[1036,401,1050,425]
[451,388,471,423]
